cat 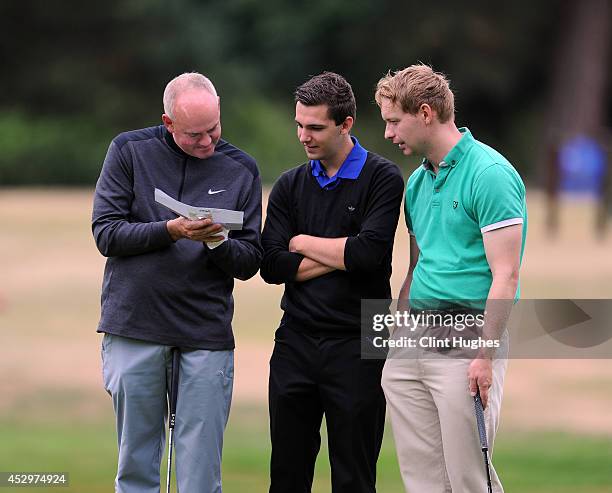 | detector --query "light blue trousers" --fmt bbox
[101,333,234,493]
